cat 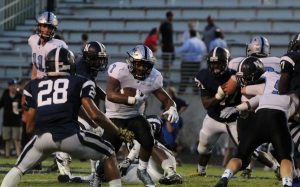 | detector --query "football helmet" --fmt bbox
[83,41,108,77]
[36,11,58,41]
[207,47,230,77]
[146,115,162,138]
[246,36,270,57]
[287,33,300,53]
[127,45,156,80]
[45,47,75,76]
[236,56,265,87]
